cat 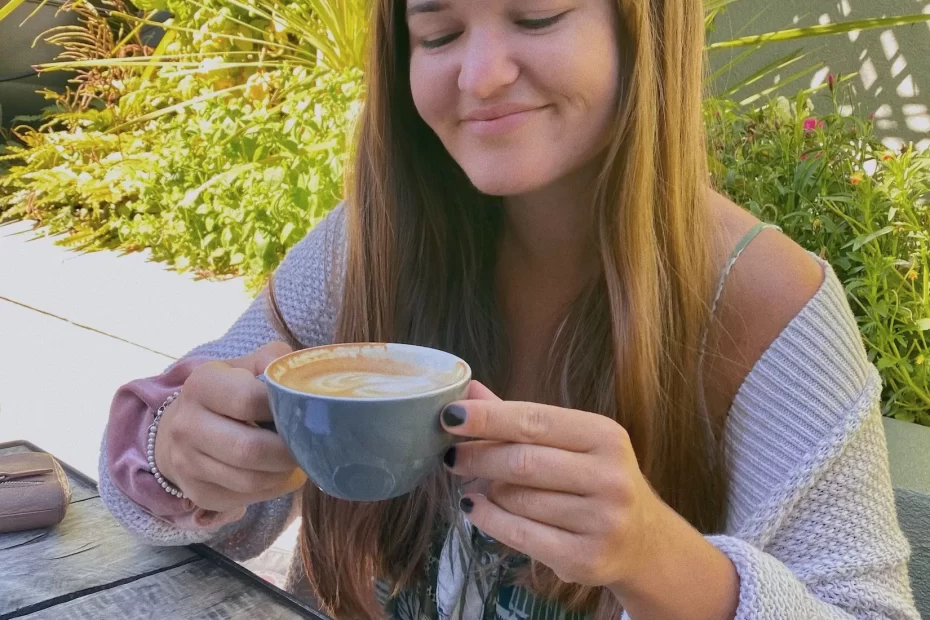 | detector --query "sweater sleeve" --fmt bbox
[98,205,345,560]
[704,382,918,620]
